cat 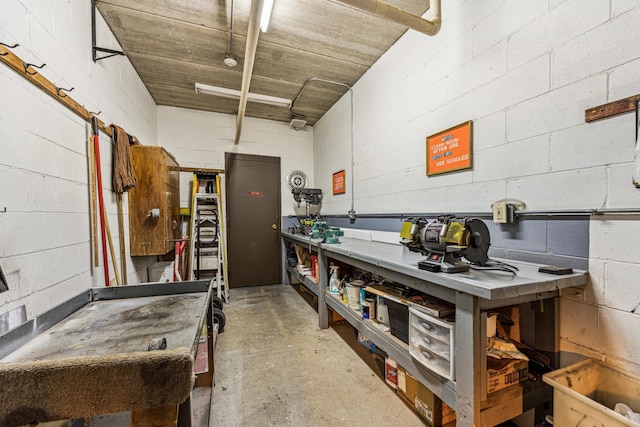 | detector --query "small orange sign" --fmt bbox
[332,170,346,195]
[426,121,473,176]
